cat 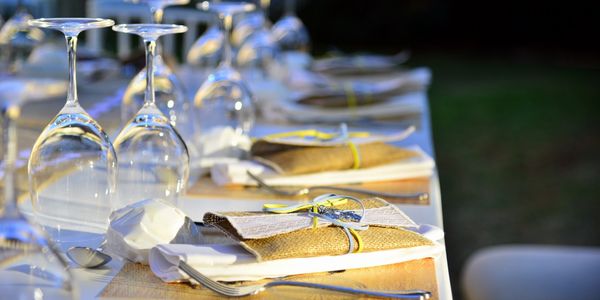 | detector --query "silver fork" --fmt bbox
[179,260,431,299]
[246,171,429,201]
